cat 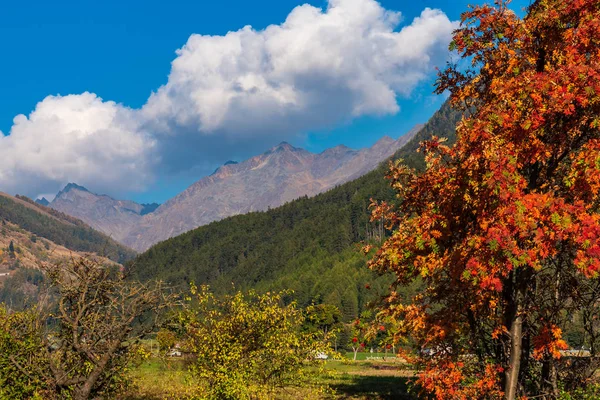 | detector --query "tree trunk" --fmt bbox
[72,363,105,400]
[551,360,558,398]
[541,358,559,399]
[505,311,523,400]
[72,339,121,400]
[519,321,531,390]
